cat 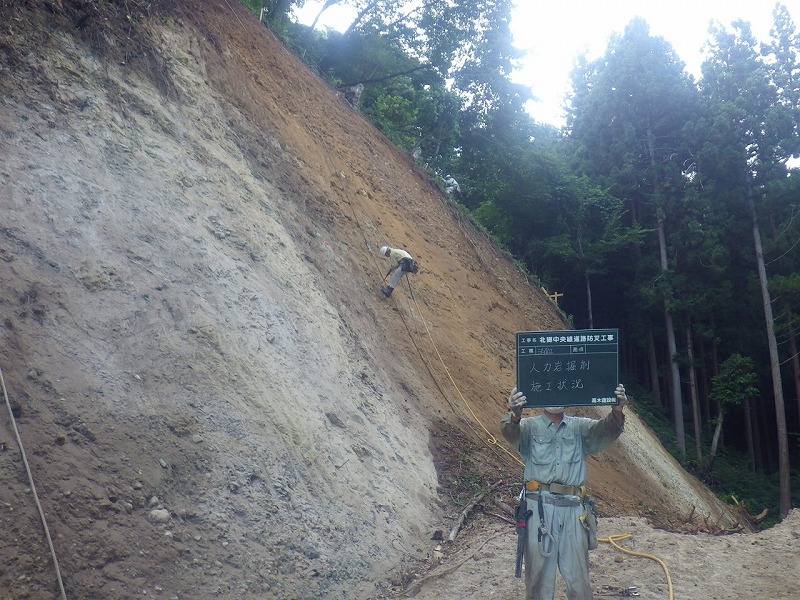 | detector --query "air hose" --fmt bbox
[599,533,674,600]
